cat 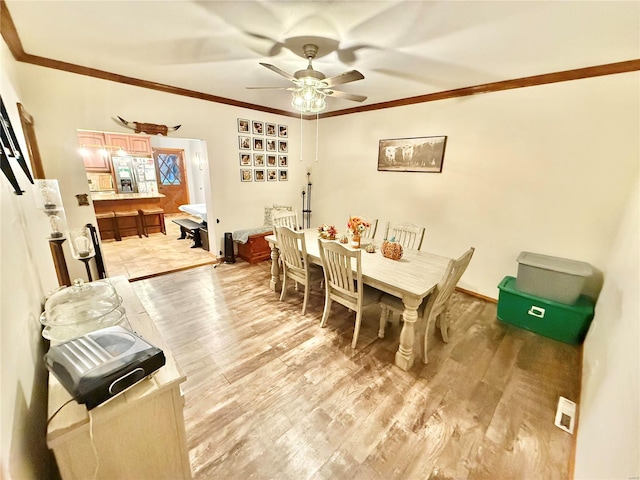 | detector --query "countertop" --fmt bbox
[91,192,165,201]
